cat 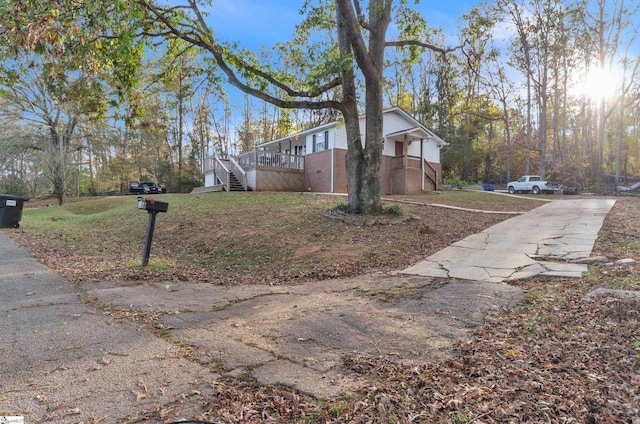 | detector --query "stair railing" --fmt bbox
[423,159,438,190]
[228,156,248,191]
[214,157,231,191]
